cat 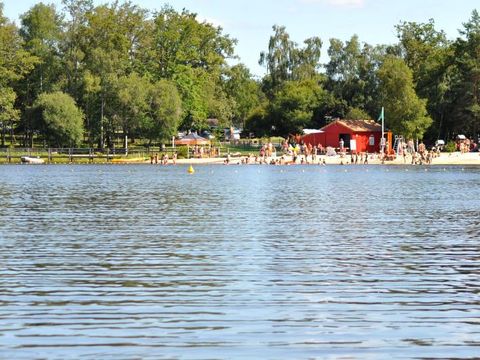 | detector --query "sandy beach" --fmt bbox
[172,152,480,166]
